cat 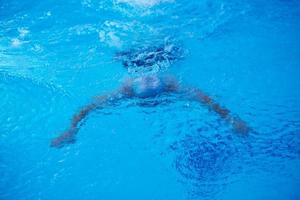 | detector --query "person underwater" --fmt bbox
[51,44,250,148]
